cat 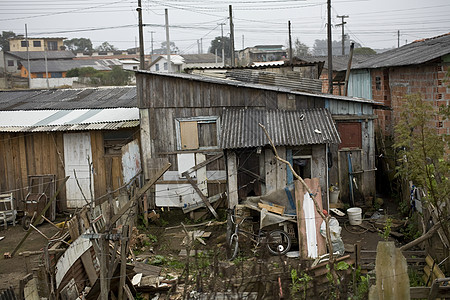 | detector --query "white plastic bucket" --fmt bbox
[347,207,362,225]
[330,190,340,203]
